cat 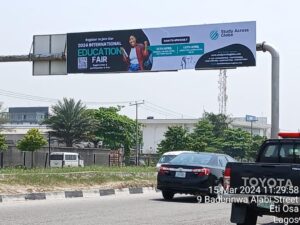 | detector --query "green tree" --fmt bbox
[85,109,101,148]
[158,126,190,154]
[0,134,8,168]
[17,128,47,168]
[188,120,214,152]
[189,119,227,152]
[92,107,140,163]
[159,112,266,159]
[203,112,231,138]
[247,135,266,159]
[44,98,92,147]
[220,128,252,159]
